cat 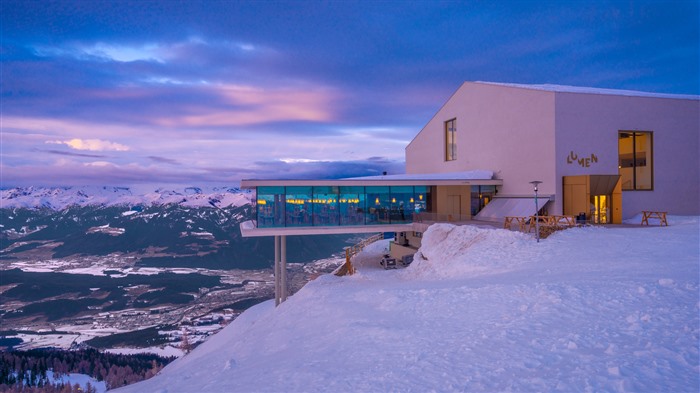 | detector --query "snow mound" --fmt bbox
[406,223,533,280]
